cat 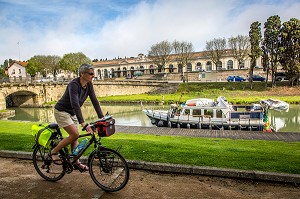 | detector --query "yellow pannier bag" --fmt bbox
[32,124,53,147]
